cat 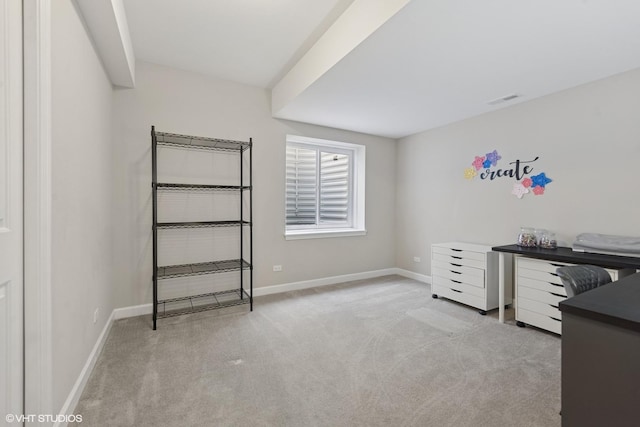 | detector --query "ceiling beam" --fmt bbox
[271,0,410,117]
[74,0,135,88]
